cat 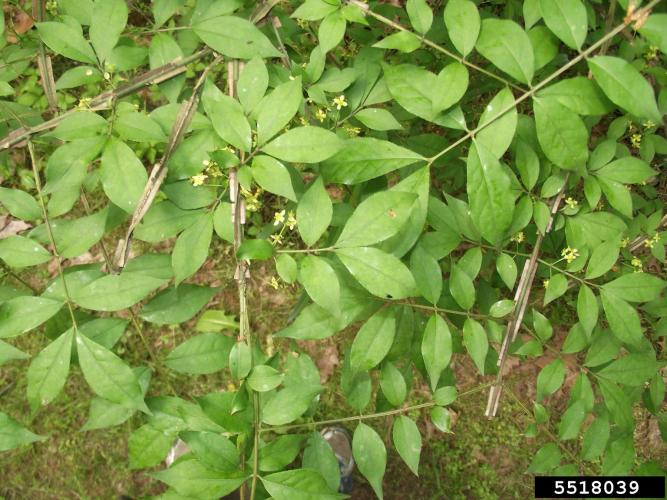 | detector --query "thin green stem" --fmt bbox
[262,382,494,434]
[276,246,336,254]
[427,0,662,165]
[27,141,78,329]
[351,0,525,92]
